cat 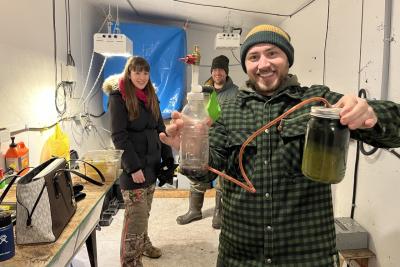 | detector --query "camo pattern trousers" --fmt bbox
[120,184,156,267]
